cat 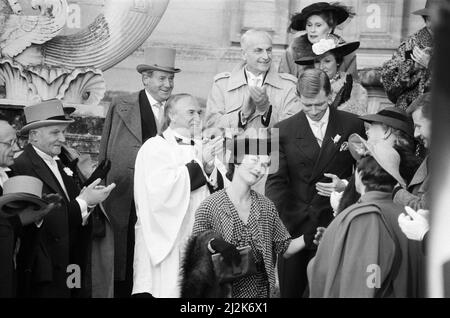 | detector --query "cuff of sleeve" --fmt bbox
[76,197,91,226]
[207,238,216,254]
